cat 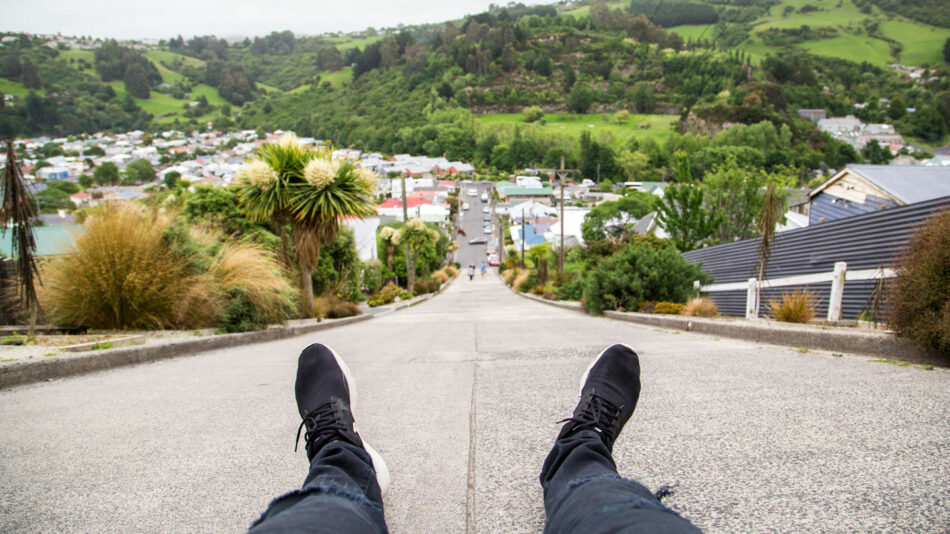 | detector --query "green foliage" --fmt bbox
[704,161,791,243]
[361,260,384,295]
[581,192,654,243]
[93,161,119,185]
[582,239,710,315]
[861,139,893,164]
[122,158,156,185]
[523,106,544,123]
[891,209,950,355]
[567,85,593,114]
[312,227,363,302]
[163,170,182,189]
